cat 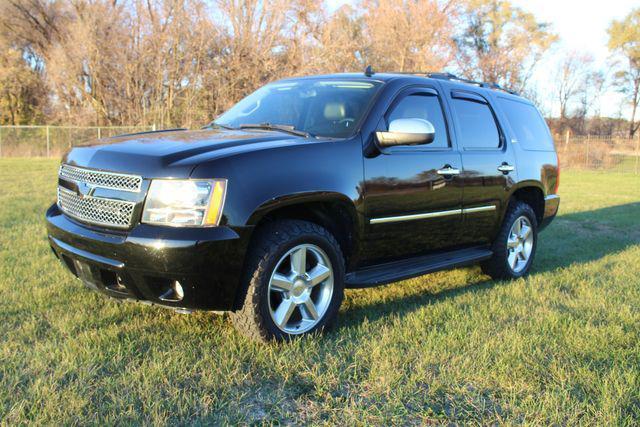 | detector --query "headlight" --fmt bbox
[141,179,227,227]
